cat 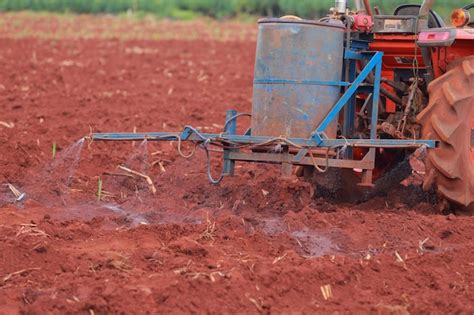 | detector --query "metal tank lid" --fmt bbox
[258,17,345,30]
